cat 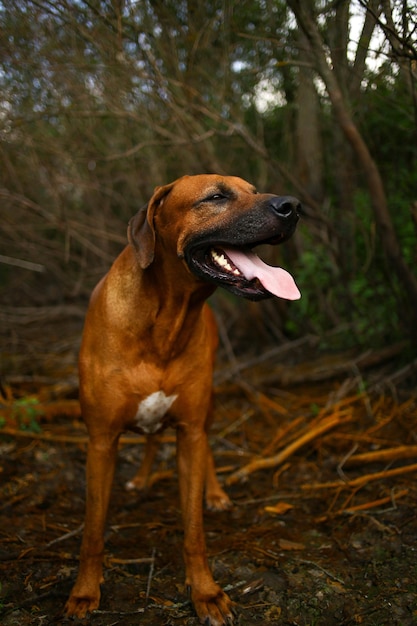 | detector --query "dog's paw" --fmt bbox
[64,593,100,619]
[192,587,235,625]
[125,476,147,491]
[206,490,233,512]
